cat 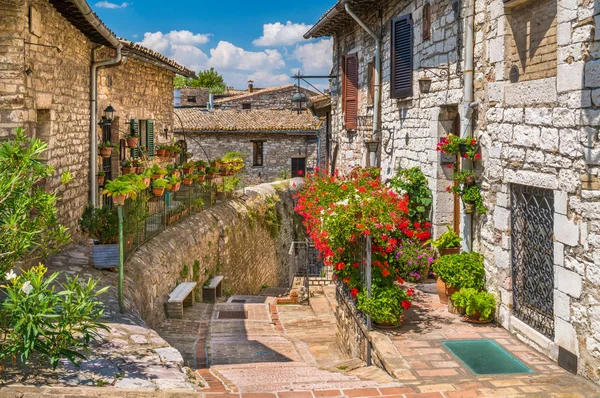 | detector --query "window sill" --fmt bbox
[252,165,265,168]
